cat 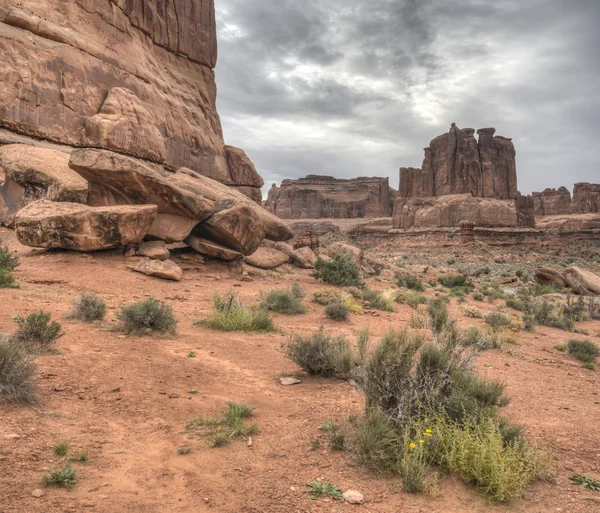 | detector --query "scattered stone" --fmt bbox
[15,200,157,251]
[128,258,183,281]
[244,247,290,270]
[342,490,364,504]
[184,235,243,261]
[31,489,45,498]
[291,247,318,269]
[279,377,301,386]
[137,241,170,260]
[4,433,21,440]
